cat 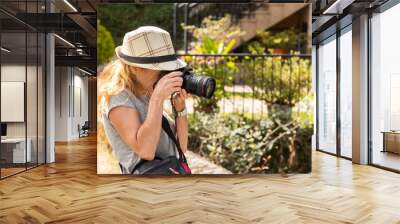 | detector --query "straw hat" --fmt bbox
[115,26,186,71]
